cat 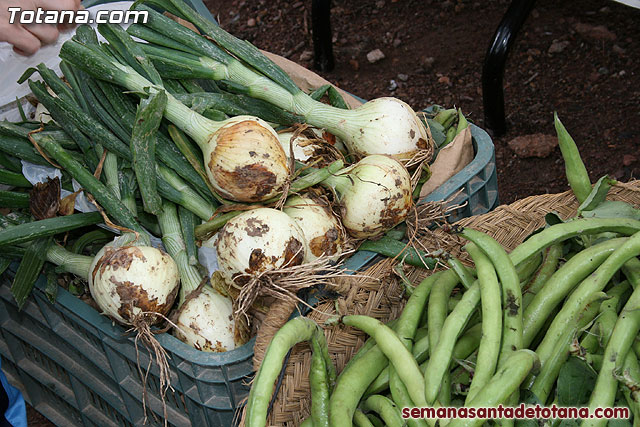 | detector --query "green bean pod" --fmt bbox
[353,410,375,427]
[361,395,404,427]
[245,317,328,427]
[534,230,640,374]
[328,275,433,426]
[464,243,502,403]
[367,323,481,397]
[447,256,476,289]
[554,112,592,204]
[424,281,480,404]
[516,252,544,286]
[387,273,437,427]
[309,338,330,427]
[585,280,640,427]
[523,238,627,347]
[342,315,427,407]
[426,269,460,404]
[622,257,640,290]
[388,369,429,427]
[595,281,631,348]
[522,243,562,308]
[509,218,640,267]
[459,228,523,366]
[329,345,388,427]
[529,292,602,403]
